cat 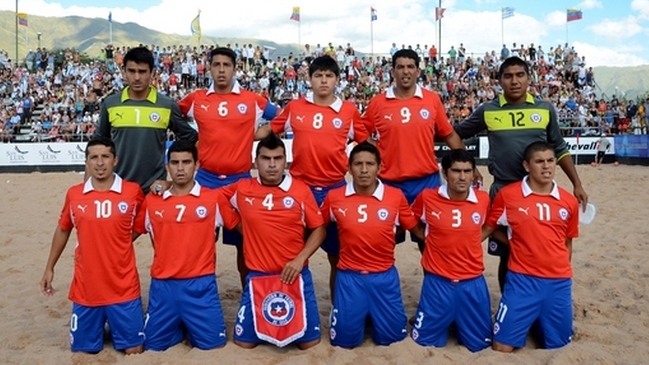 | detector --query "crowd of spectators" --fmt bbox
[0,40,647,143]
